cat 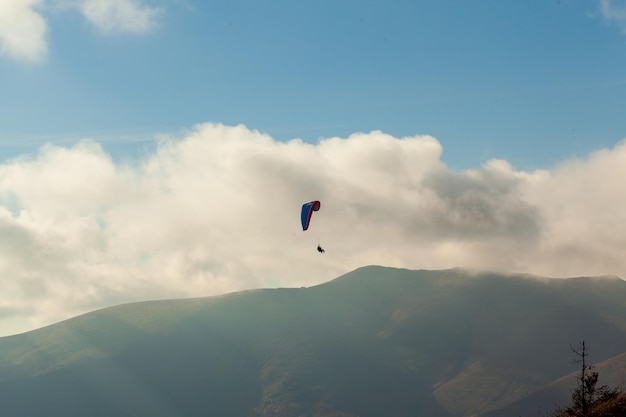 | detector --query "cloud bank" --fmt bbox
[0,0,160,62]
[1,123,626,335]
